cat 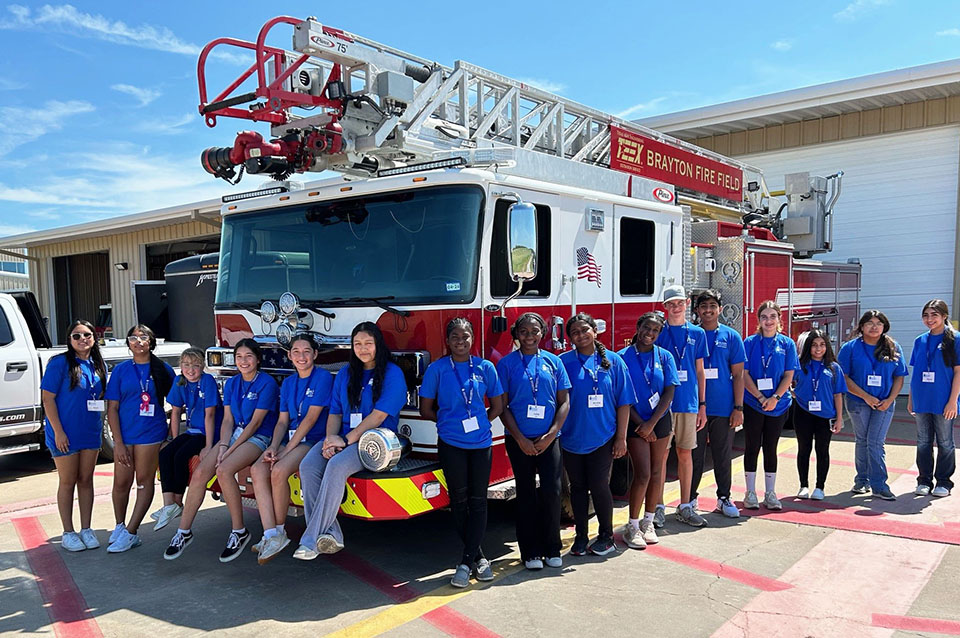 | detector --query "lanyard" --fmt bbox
[352,375,374,413]
[81,359,98,399]
[295,367,318,422]
[752,336,777,377]
[809,360,825,394]
[450,356,475,410]
[926,334,943,372]
[635,347,656,392]
[521,351,542,406]
[577,351,600,394]
[705,330,718,365]
[859,339,880,375]
[667,324,689,364]
[185,380,199,423]
[135,363,151,395]
[235,373,258,427]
